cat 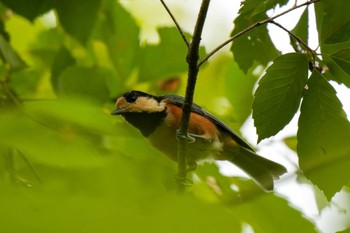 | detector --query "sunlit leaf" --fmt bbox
[253,53,309,142]
[298,71,350,199]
